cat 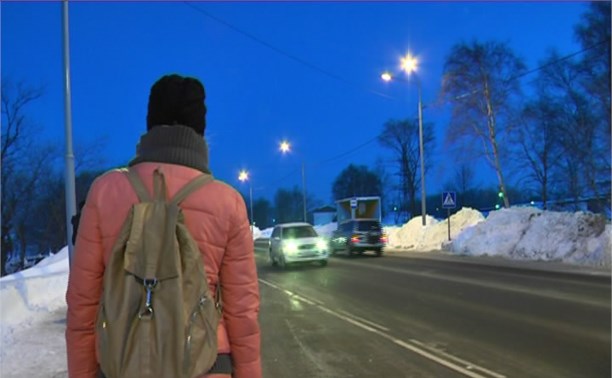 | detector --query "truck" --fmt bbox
[331,196,385,256]
[335,196,382,223]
